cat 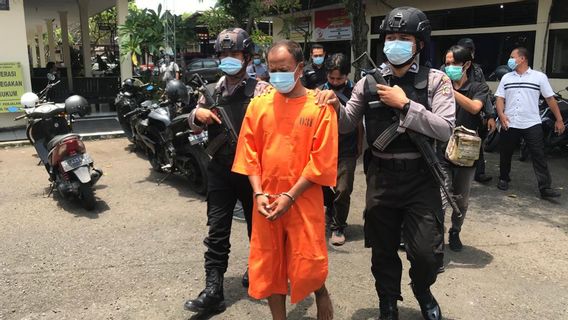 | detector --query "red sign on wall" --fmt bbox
[314,8,352,41]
